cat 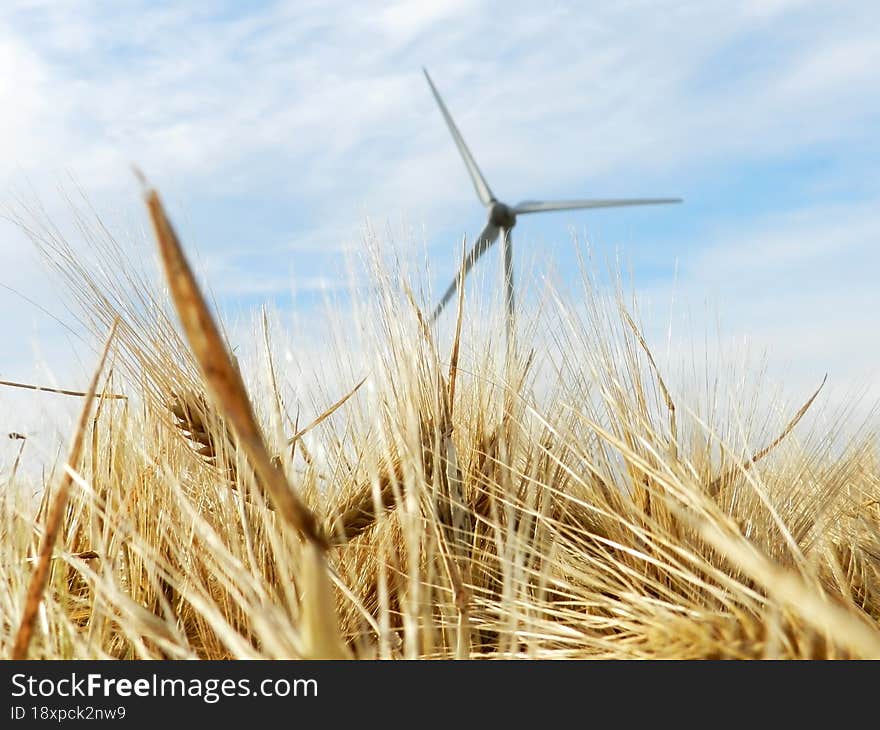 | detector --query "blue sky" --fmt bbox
[1,1,879,462]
